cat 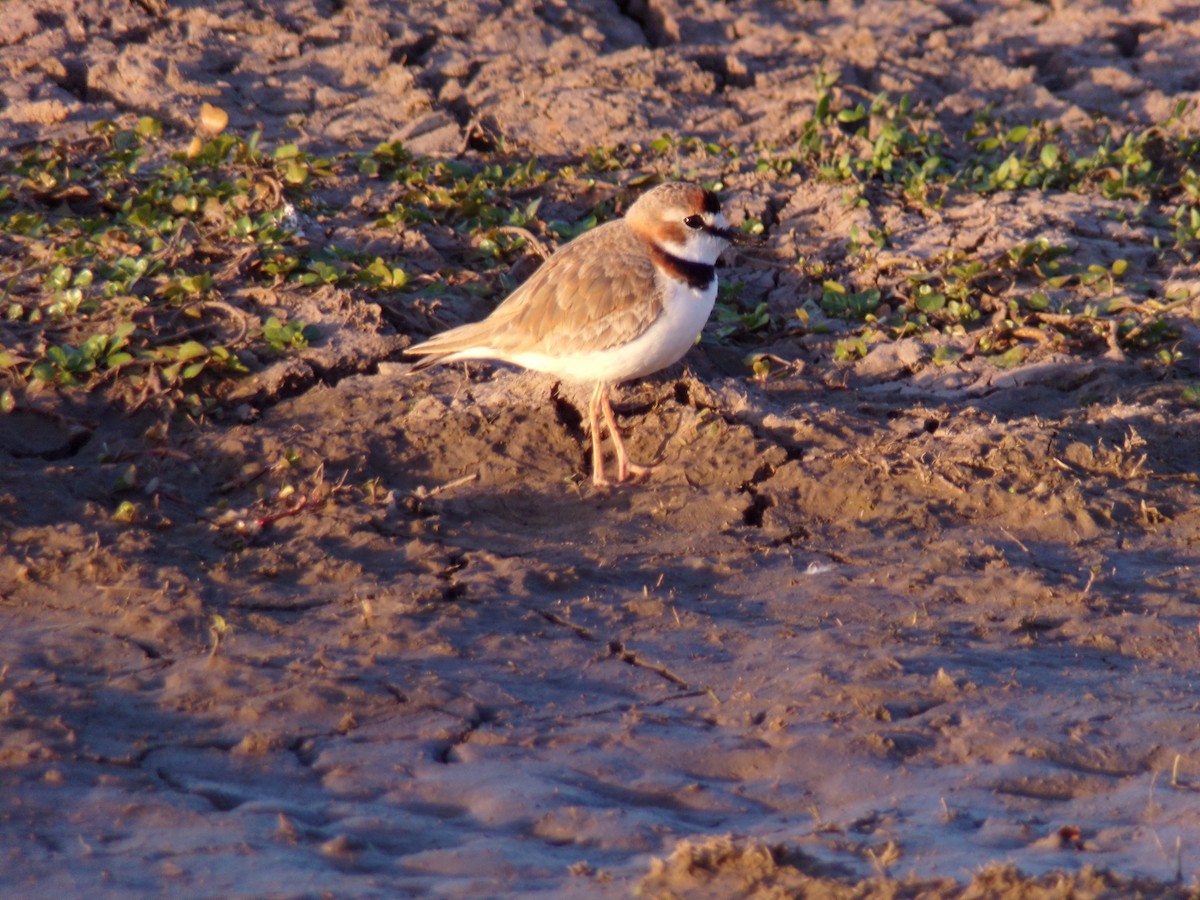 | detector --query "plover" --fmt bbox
[407,181,738,487]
